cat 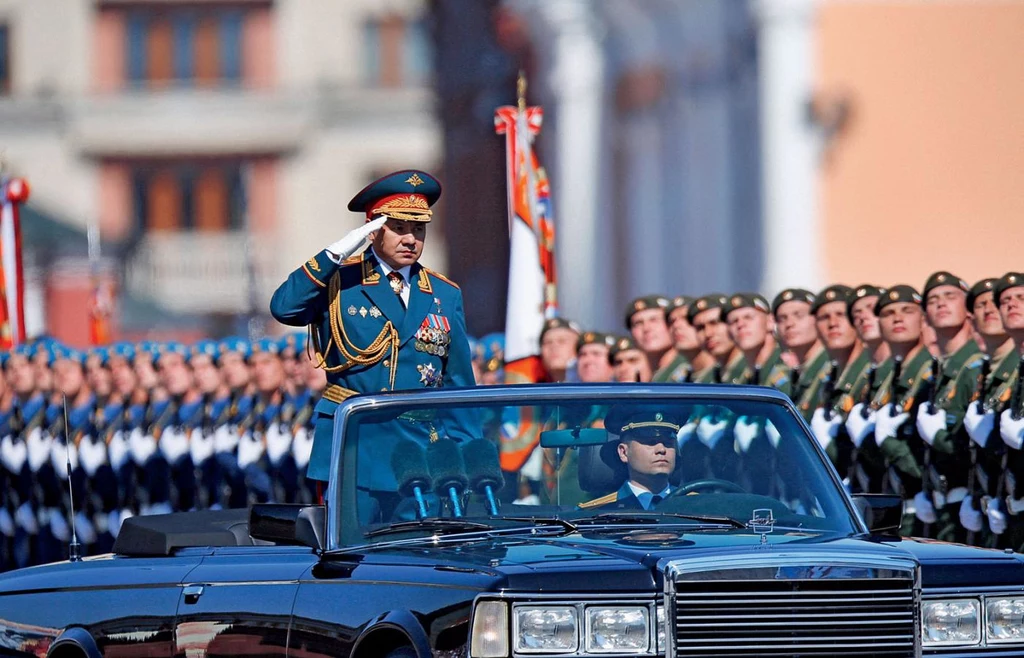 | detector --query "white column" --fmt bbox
[754,0,821,294]
[534,0,606,328]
